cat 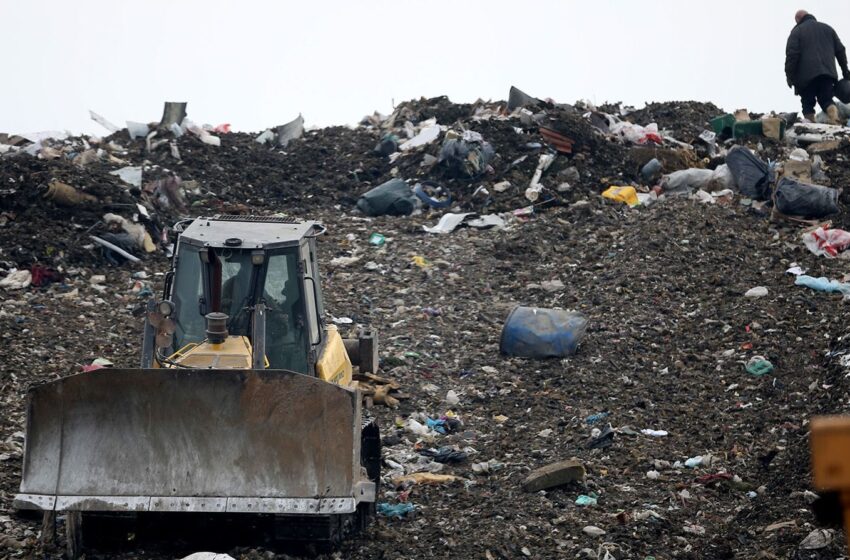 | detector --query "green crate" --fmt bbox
[732,120,764,139]
[711,114,736,135]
